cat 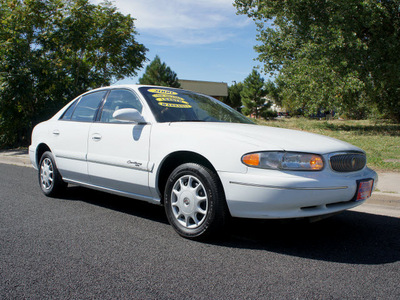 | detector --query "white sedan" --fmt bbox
[29,85,377,239]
